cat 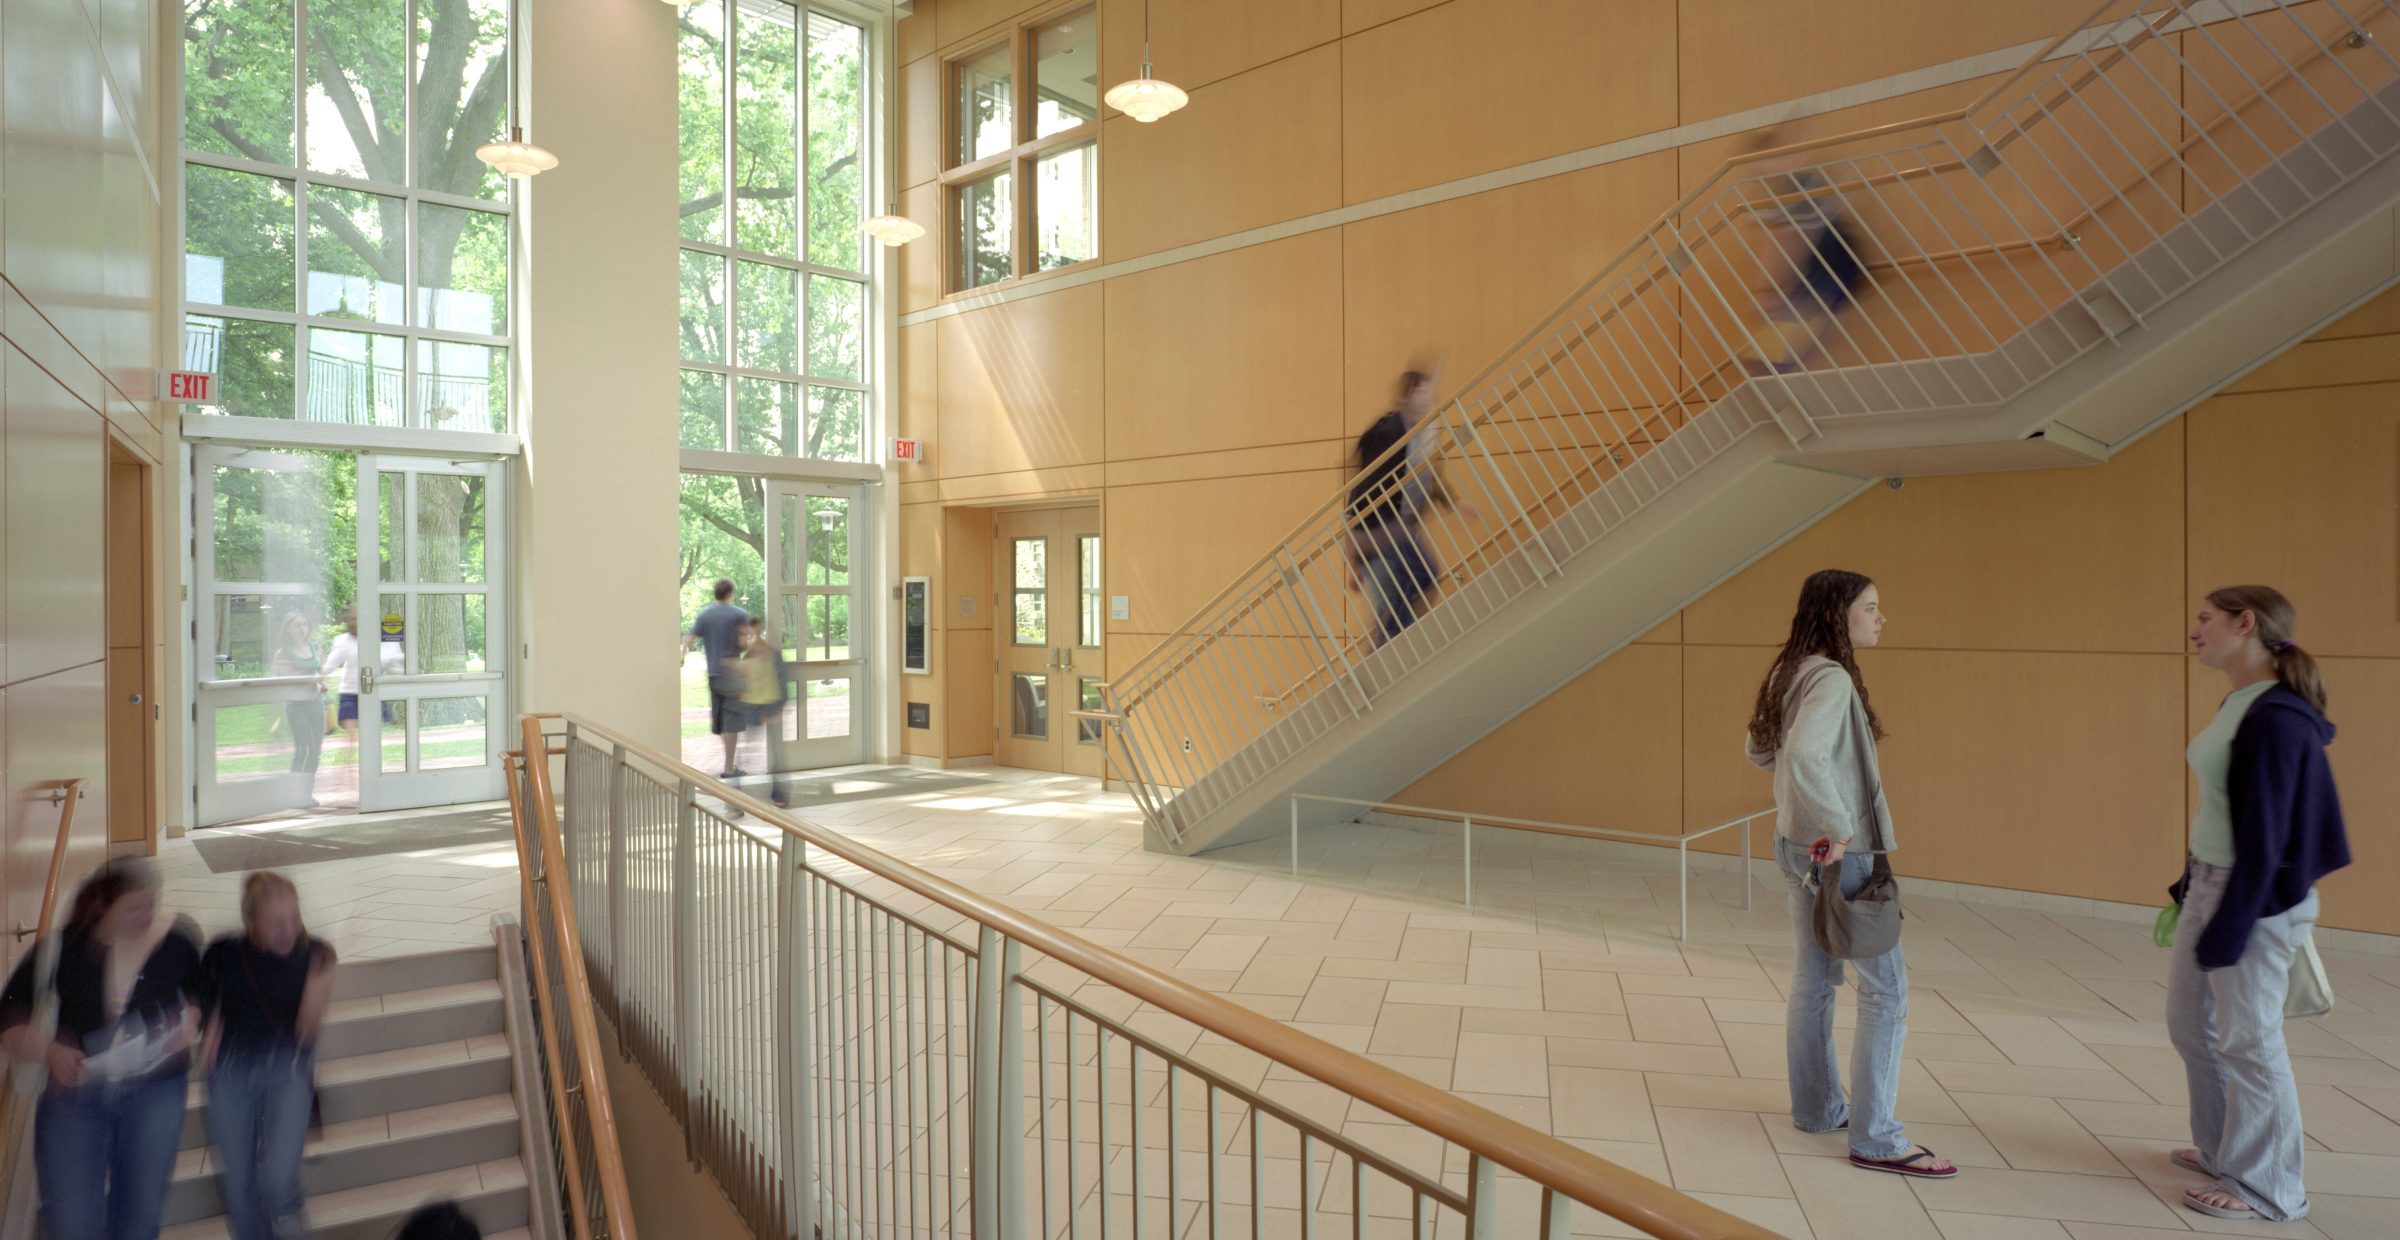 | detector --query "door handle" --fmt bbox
[361,666,376,694]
